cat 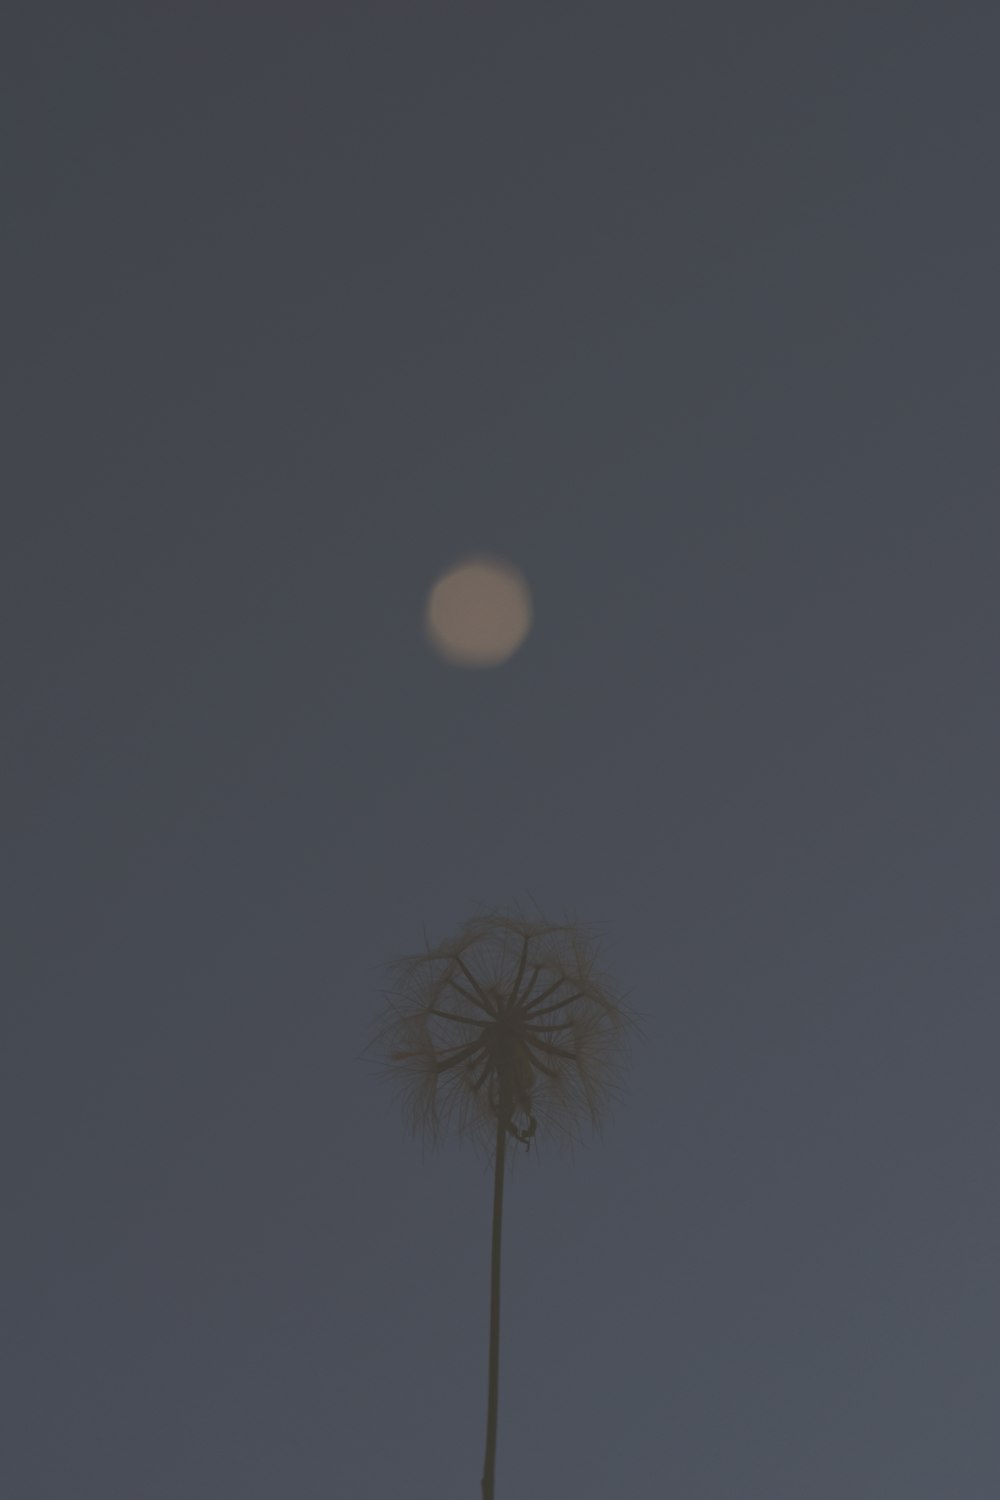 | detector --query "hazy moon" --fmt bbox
[424,556,533,667]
